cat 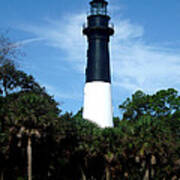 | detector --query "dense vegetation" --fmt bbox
[0,35,180,180]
